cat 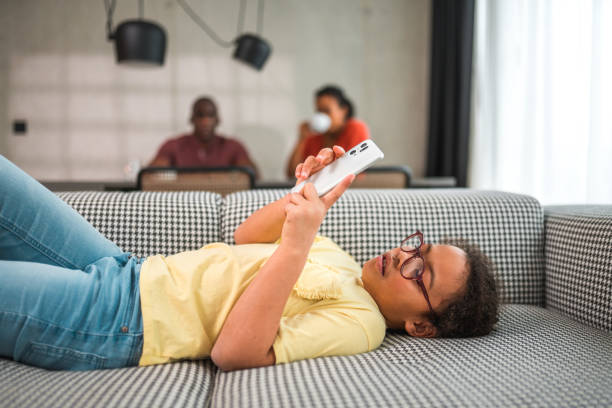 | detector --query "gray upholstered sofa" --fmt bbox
[1,189,611,407]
